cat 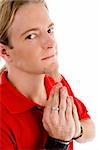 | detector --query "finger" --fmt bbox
[43,105,51,125]
[46,83,62,117]
[51,83,62,108]
[45,87,54,109]
[49,83,62,126]
[65,97,73,120]
[51,84,60,118]
[59,86,68,118]
[72,99,80,125]
[72,98,81,136]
